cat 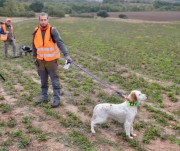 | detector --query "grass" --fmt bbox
[142,125,161,144]
[0,17,179,150]
[0,103,11,113]
[70,130,96,150]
